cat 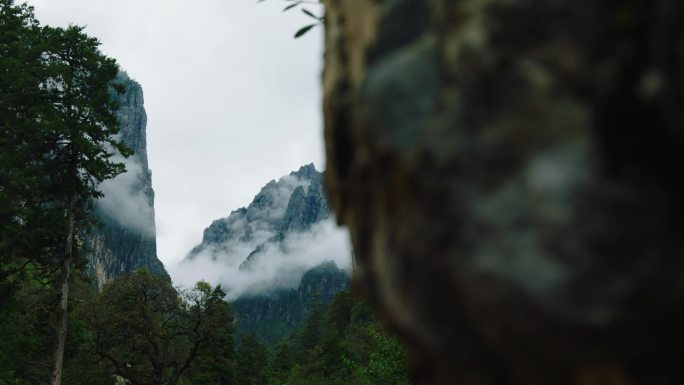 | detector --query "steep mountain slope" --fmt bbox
[177,164,349,298]
[178,165,352,343]
[84,72,167,288]
[186,163,329,264]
